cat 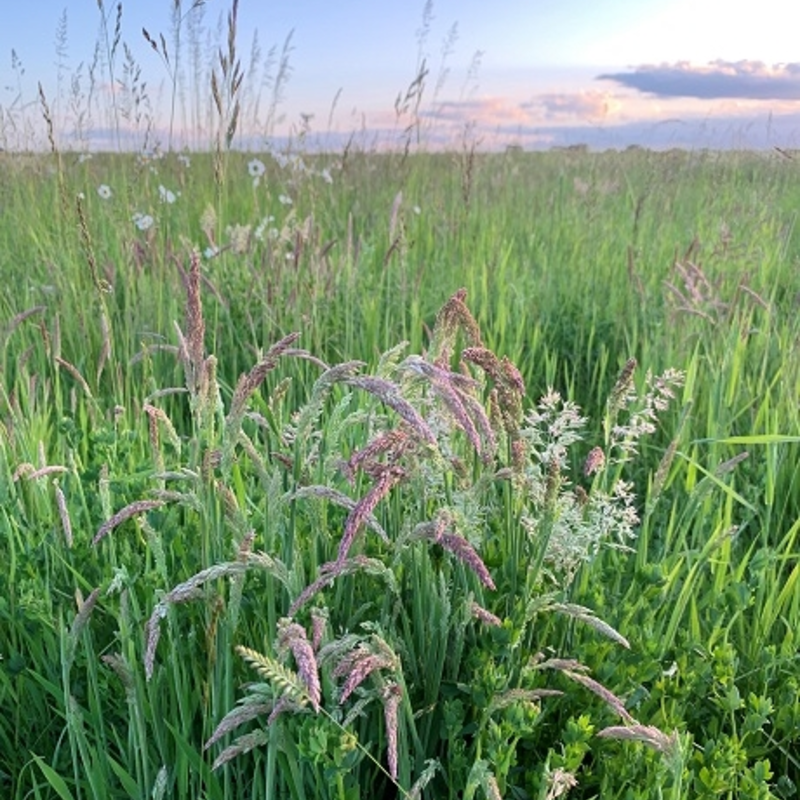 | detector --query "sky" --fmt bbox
[2,0,800,151]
